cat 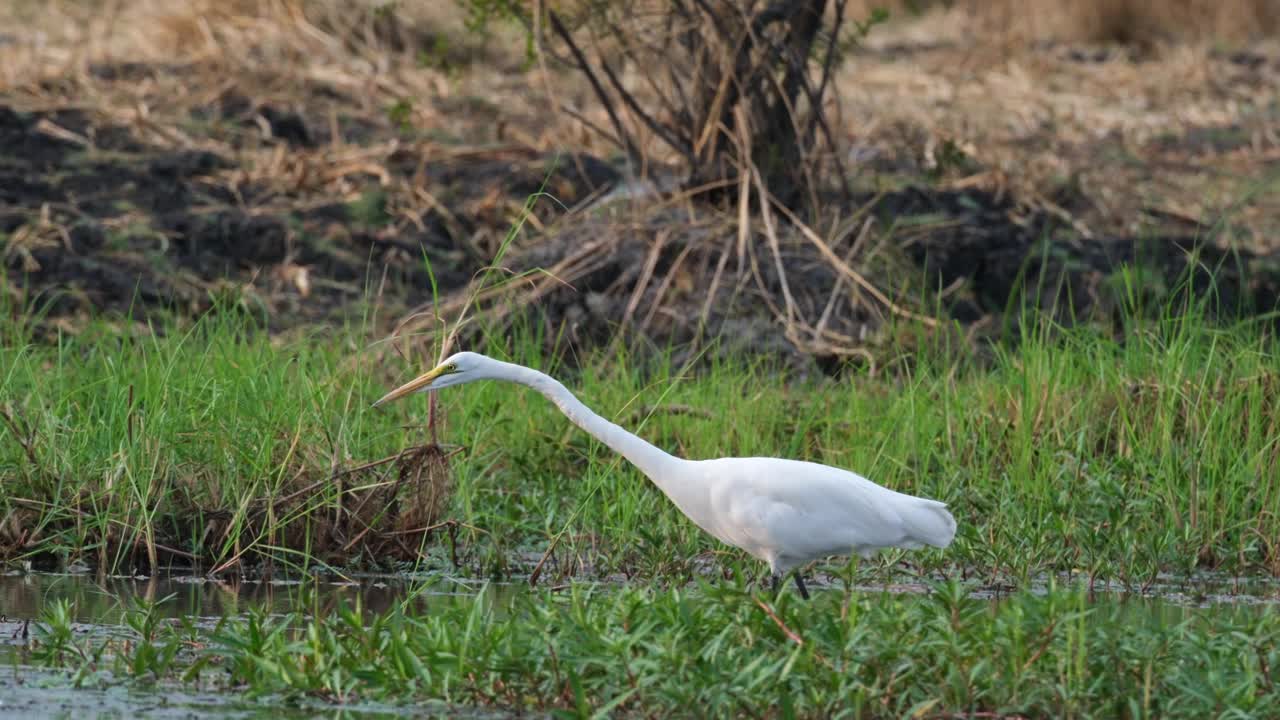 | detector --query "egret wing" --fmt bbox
[709,457,912,566]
